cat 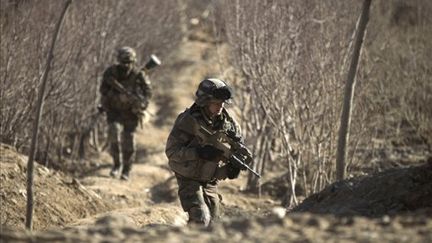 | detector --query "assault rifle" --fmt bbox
[195,124,261,178]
